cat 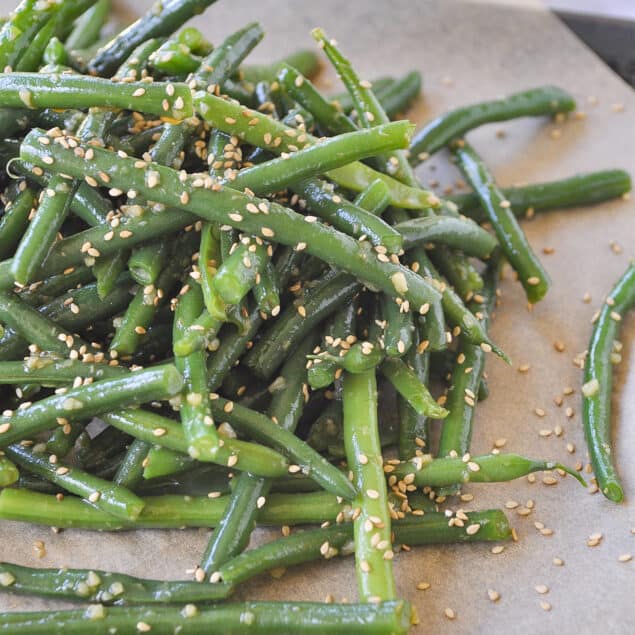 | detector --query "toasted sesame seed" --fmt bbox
[227,455,238,468]
[618,554,632,563]
[444,608,456,620]
[540,601,552,611]
[491,545,505,554]
[416,581,430,591]
[527,276,540,286]
[487,589,500,602]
